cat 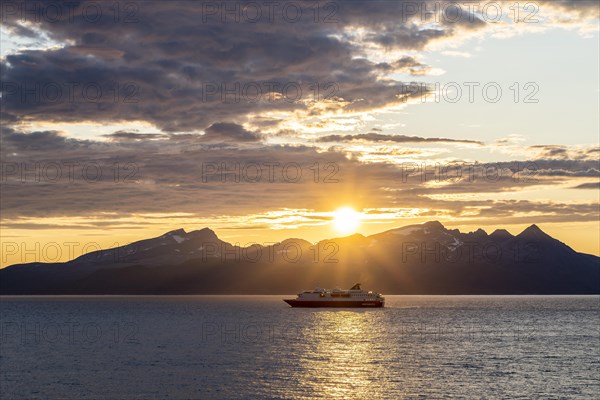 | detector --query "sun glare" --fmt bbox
[332,207,362,234]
